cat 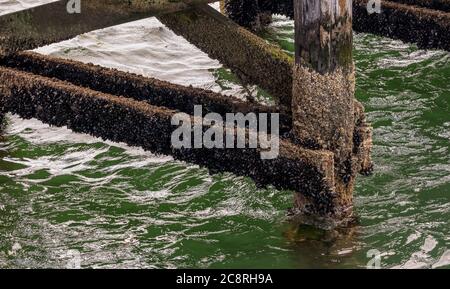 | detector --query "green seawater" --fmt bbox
[0,16,449,269]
